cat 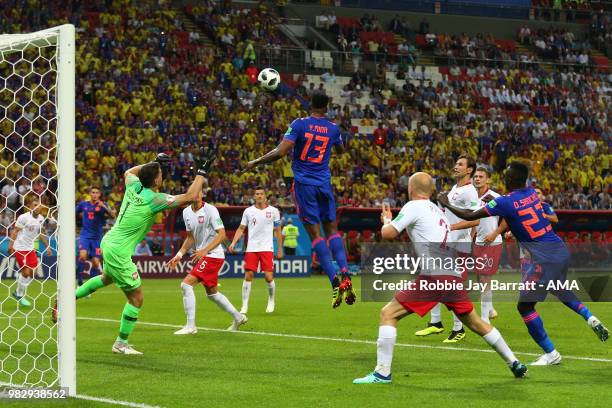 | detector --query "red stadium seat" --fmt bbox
[592,231,603,242]
[361,230,374,243]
